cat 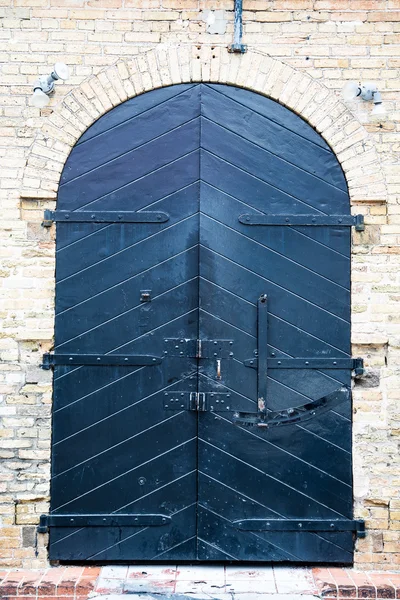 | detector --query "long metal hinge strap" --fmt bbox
[244,357,364,371]
[257,294,268,422]
[239,214,365,231]
[233,519,365,538]
[37,513,171,533]
[41,353,162,369]
[42,210,169,226]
